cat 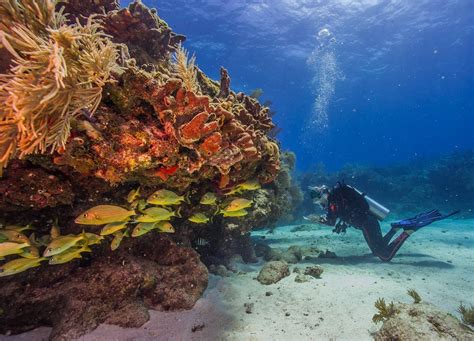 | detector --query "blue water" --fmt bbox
[122,0,473,171]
